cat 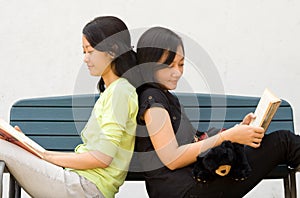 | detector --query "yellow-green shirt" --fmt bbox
[72,78,138,198]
